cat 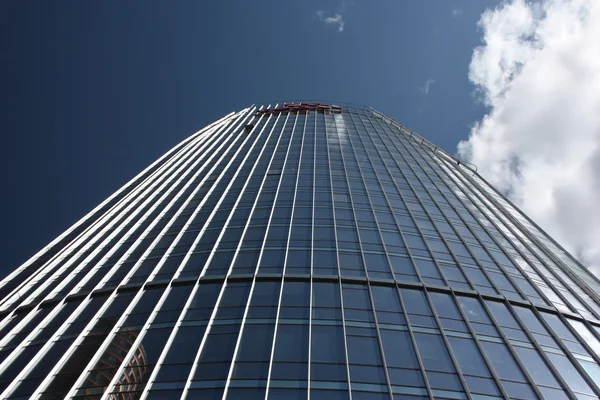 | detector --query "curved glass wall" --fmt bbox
[0,103,600,399]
